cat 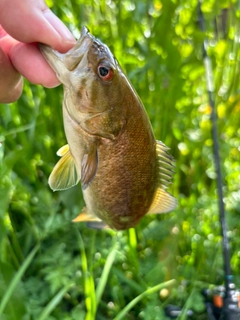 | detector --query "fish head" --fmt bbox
[39,26,124,118]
